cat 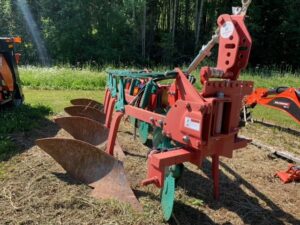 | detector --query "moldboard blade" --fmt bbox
[54,116,108,147]
[64,105,106,124]
[70,98,103,111]
[91,161,142,211]
[35,138,140,210]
